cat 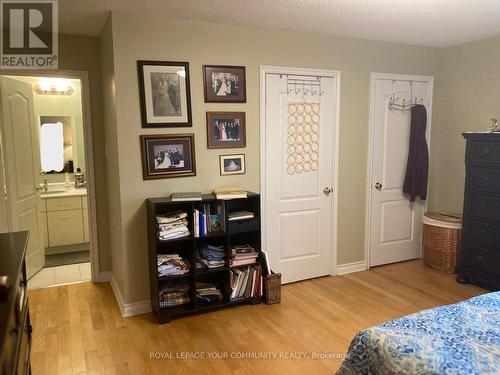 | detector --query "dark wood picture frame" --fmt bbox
[219,154,246,176]
[137,60,192,128]
[203,65,246,103]
[206,111,246,149]
[140,134,196,180]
